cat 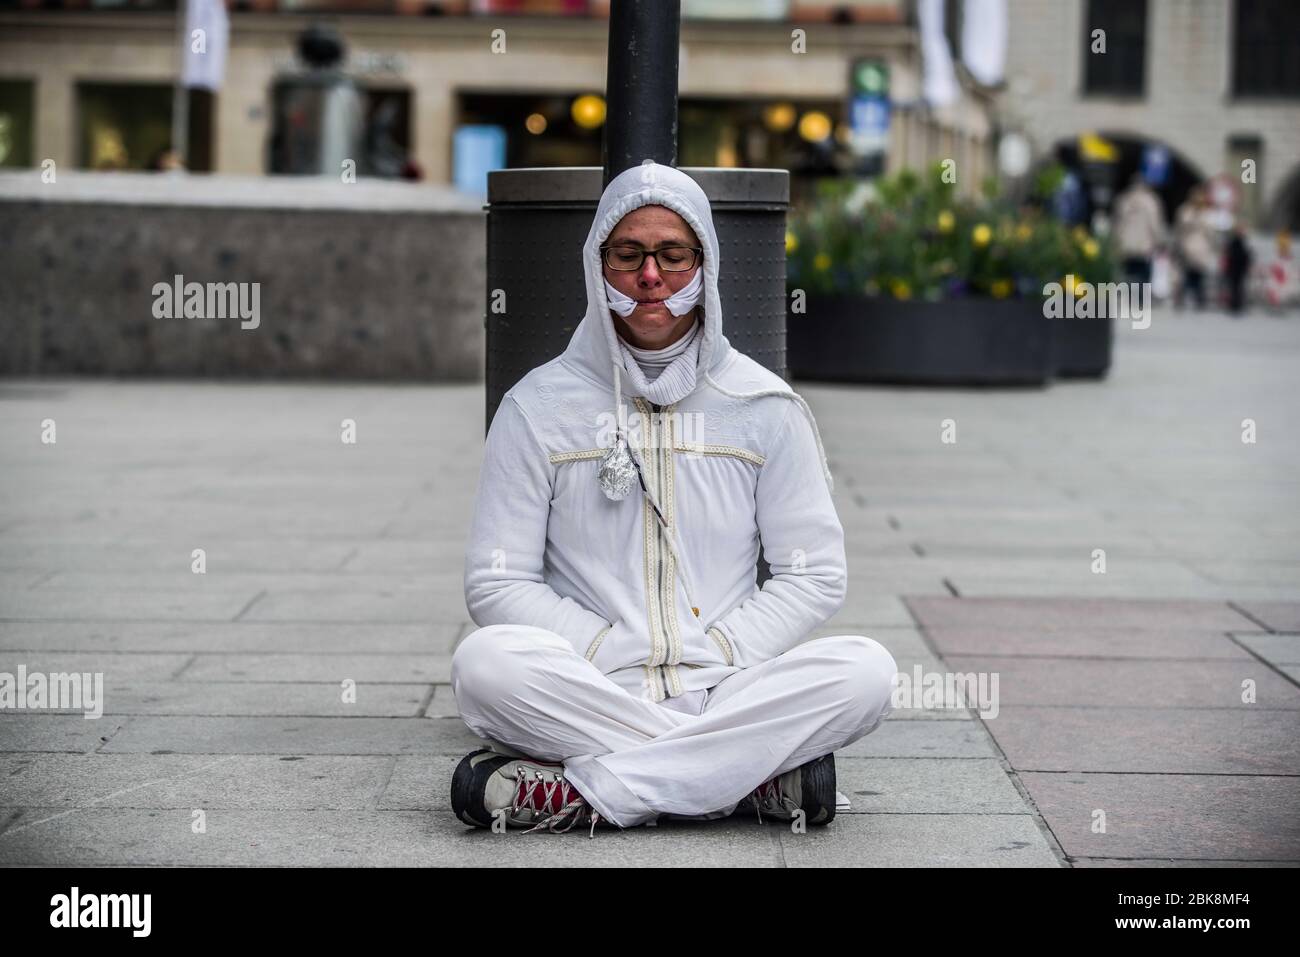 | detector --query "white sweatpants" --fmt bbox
[449,624,899,828]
